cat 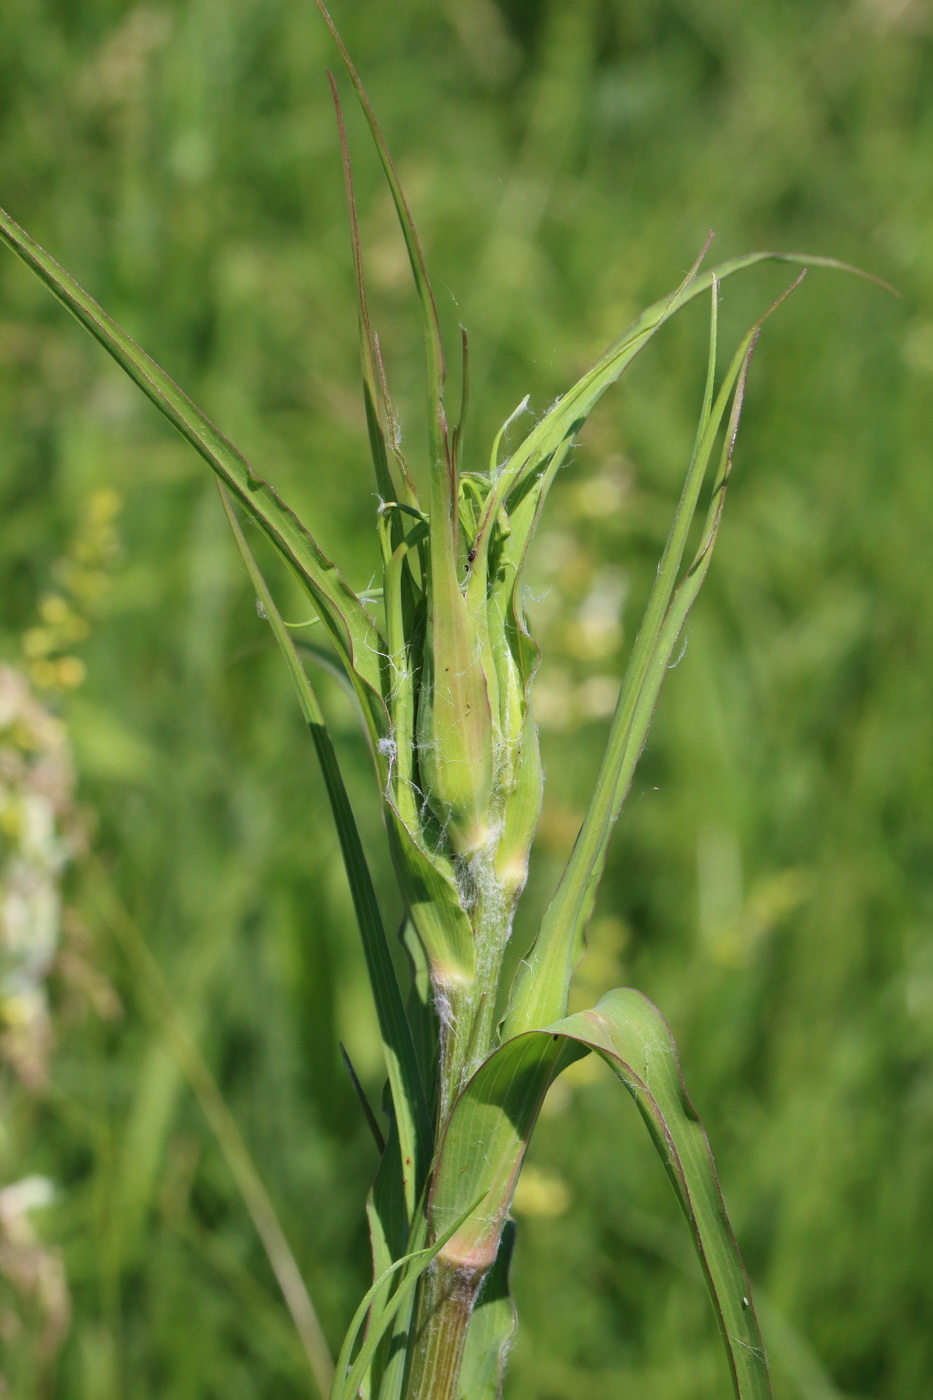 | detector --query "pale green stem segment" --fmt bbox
[454,1220,517,1400]
[330,1198,482,1400]
[218,486,431,1211]
[504,280,800,1039]
[379,512,429,833]
[85,864,335,1400]
[427,990,771,1400]
[418,475,495,857]
[375,513,478,994]
[0,205,388,744]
